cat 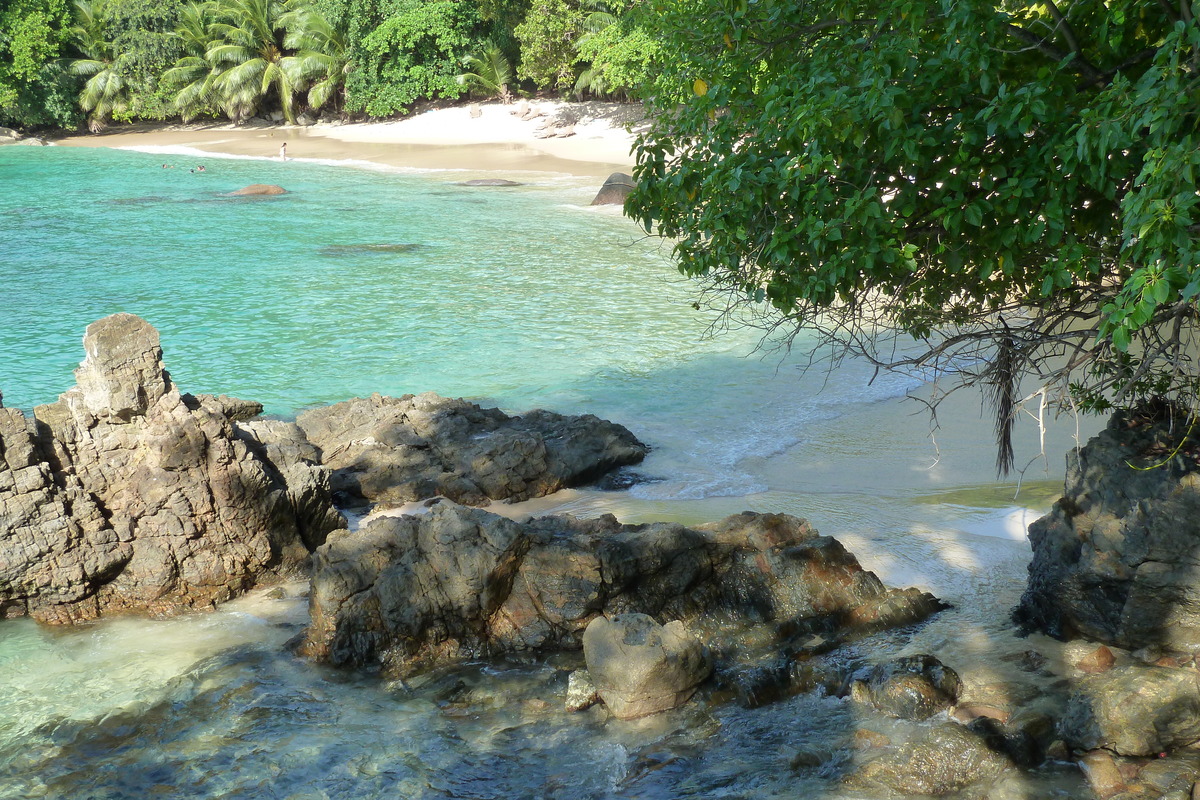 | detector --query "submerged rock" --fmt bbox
[227,184,286,196]
[848,654,961,720]
[845,723,1012,796]
[1015,410,1200,651]
[458,179,523,187]
[583,613,711,719]
[295,392,648,508]
[299,503,947,679]
[0,314,345,622]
